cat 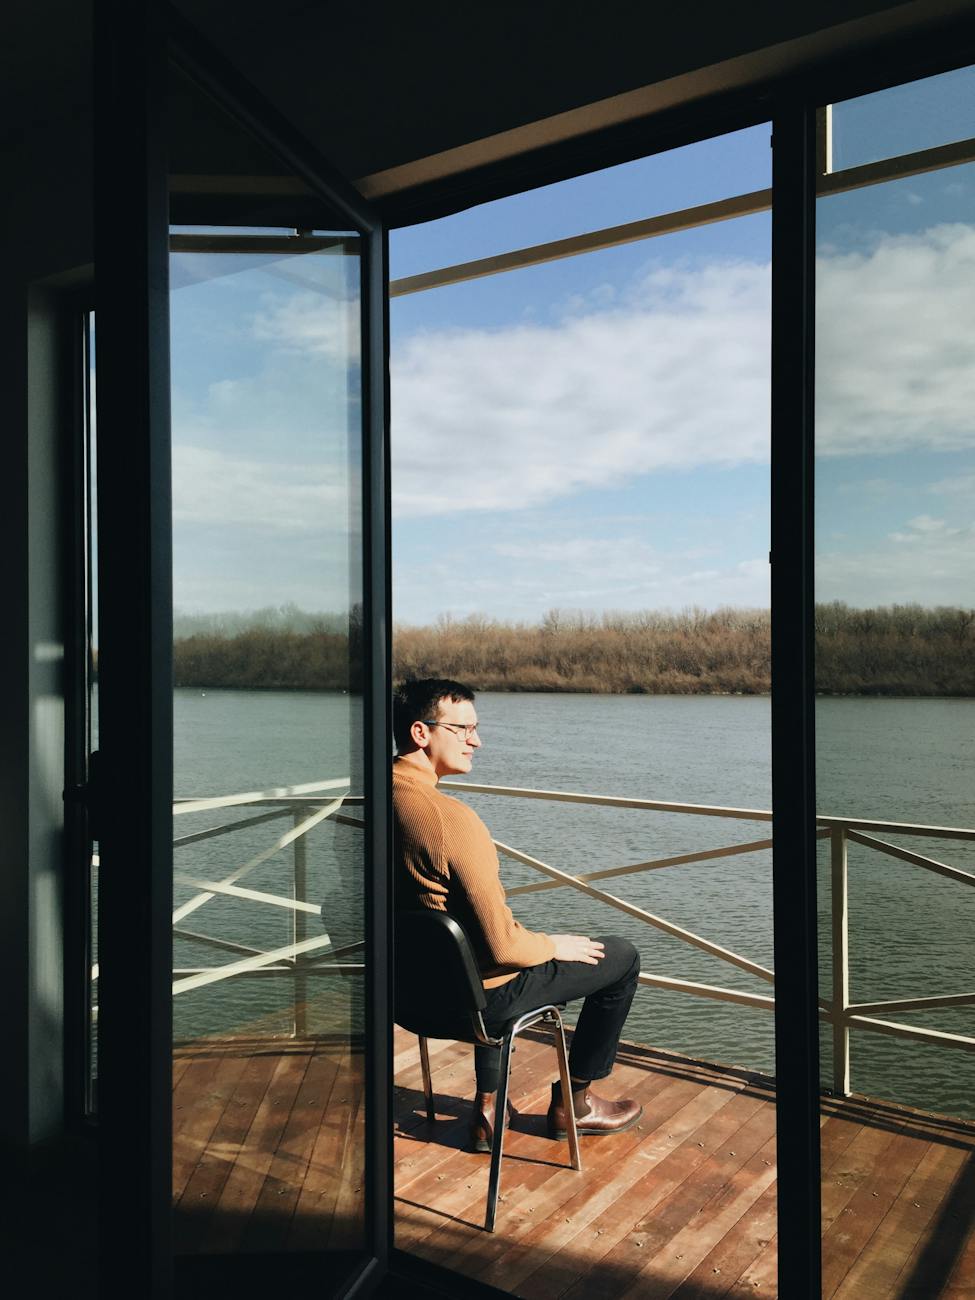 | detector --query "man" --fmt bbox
[392,677,642,1151]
